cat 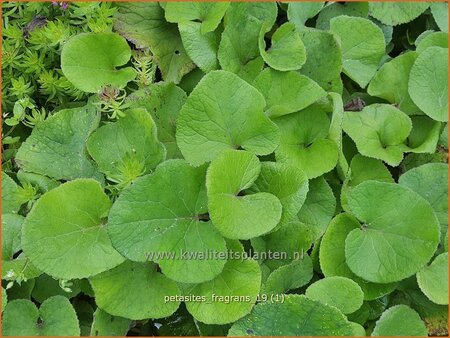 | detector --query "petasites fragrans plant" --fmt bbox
[1,1,448,337]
